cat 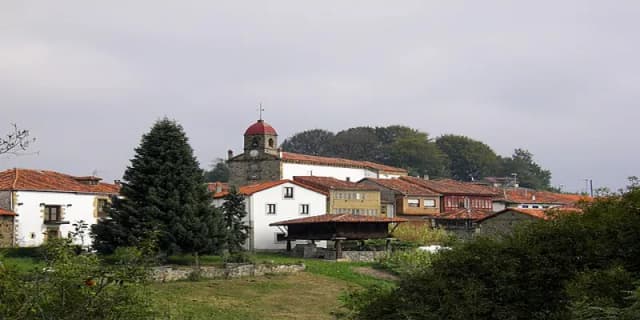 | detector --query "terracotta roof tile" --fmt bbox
[359,178,440,196]
[208,182,230,197]
[0,168,119,195]
[212,179,328,198]
[281,152,407,174]
[492,188,591,205]
[435,208,493,220]
[0,208,16,216]
[476,207,583,223]
[293,176,378,193]
[270,214,408,226]
[400,176,499,196]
